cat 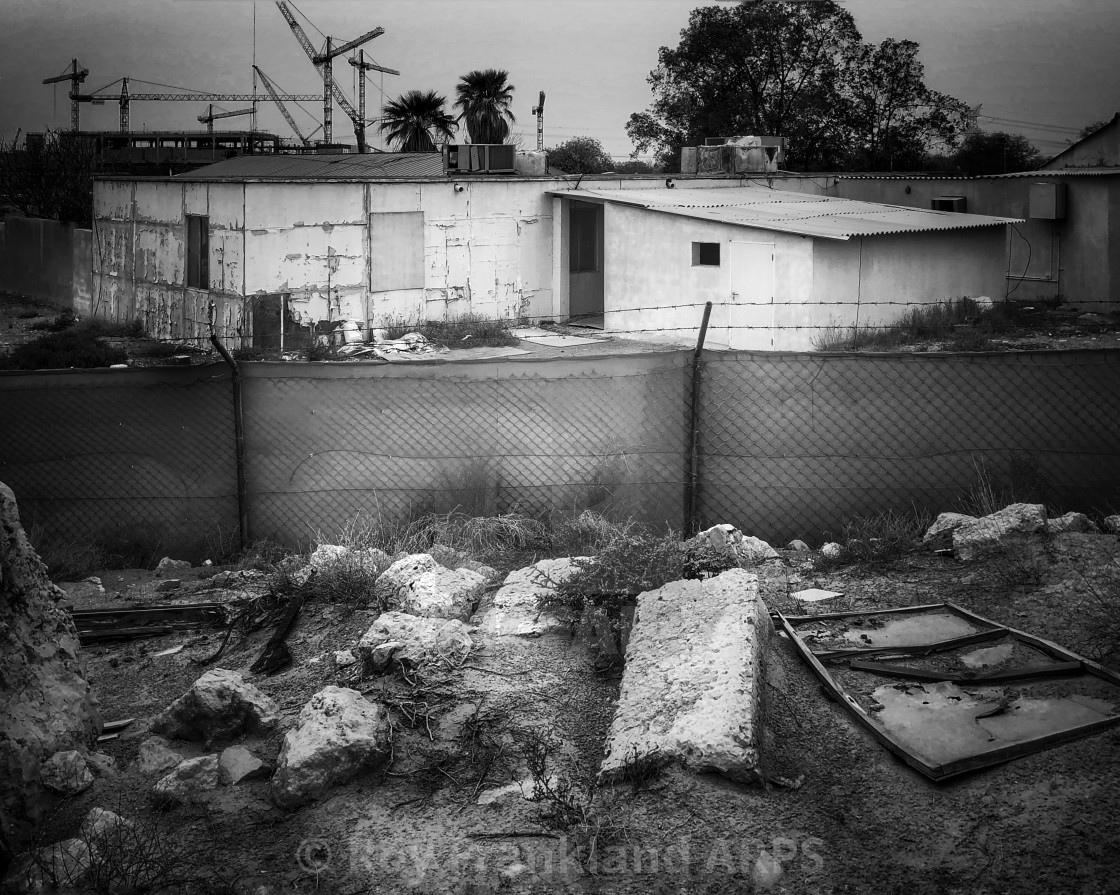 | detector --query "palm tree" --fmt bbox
[378,90,458,152]
[454,69,516,144]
